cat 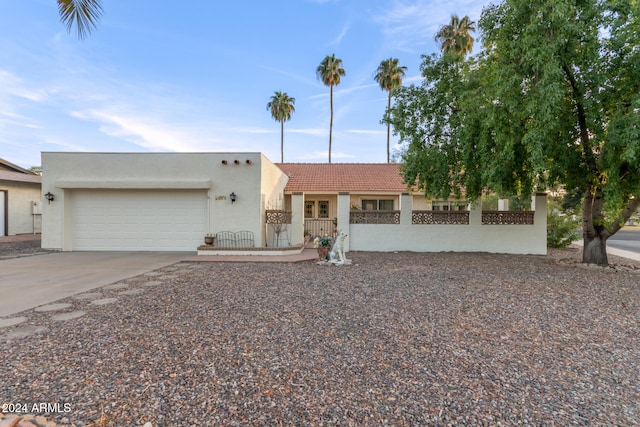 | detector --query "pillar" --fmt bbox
[337,192,351,252]
[291,192,304,246]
